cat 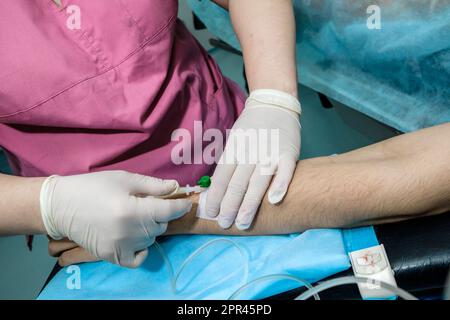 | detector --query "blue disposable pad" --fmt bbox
[39,230,351,300]
[188,0,450,132]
